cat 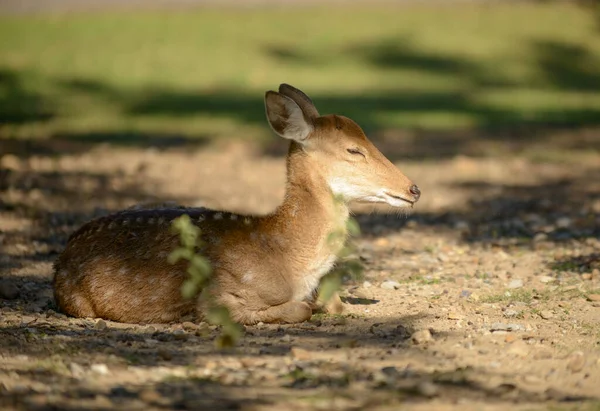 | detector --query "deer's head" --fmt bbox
[265,84,420,208]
